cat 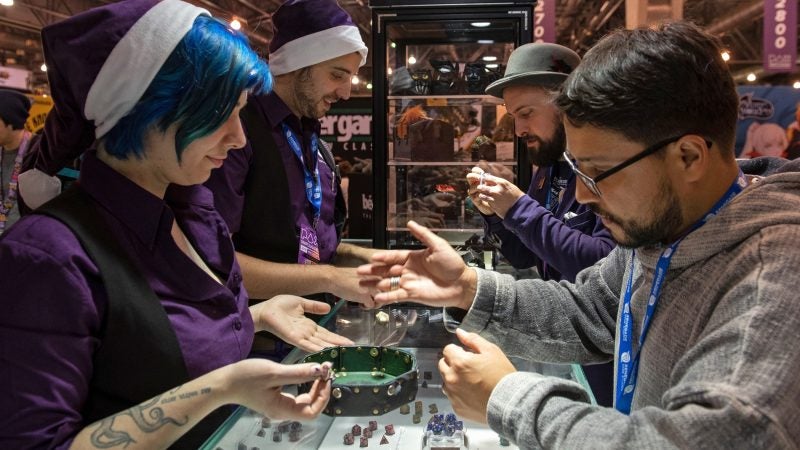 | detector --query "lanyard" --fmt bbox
[282,123,321,226]
[615,170,747,414]
[545,167,554,211]
[0,131,32,234]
